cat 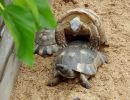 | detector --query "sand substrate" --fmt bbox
[10,0,130,100]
